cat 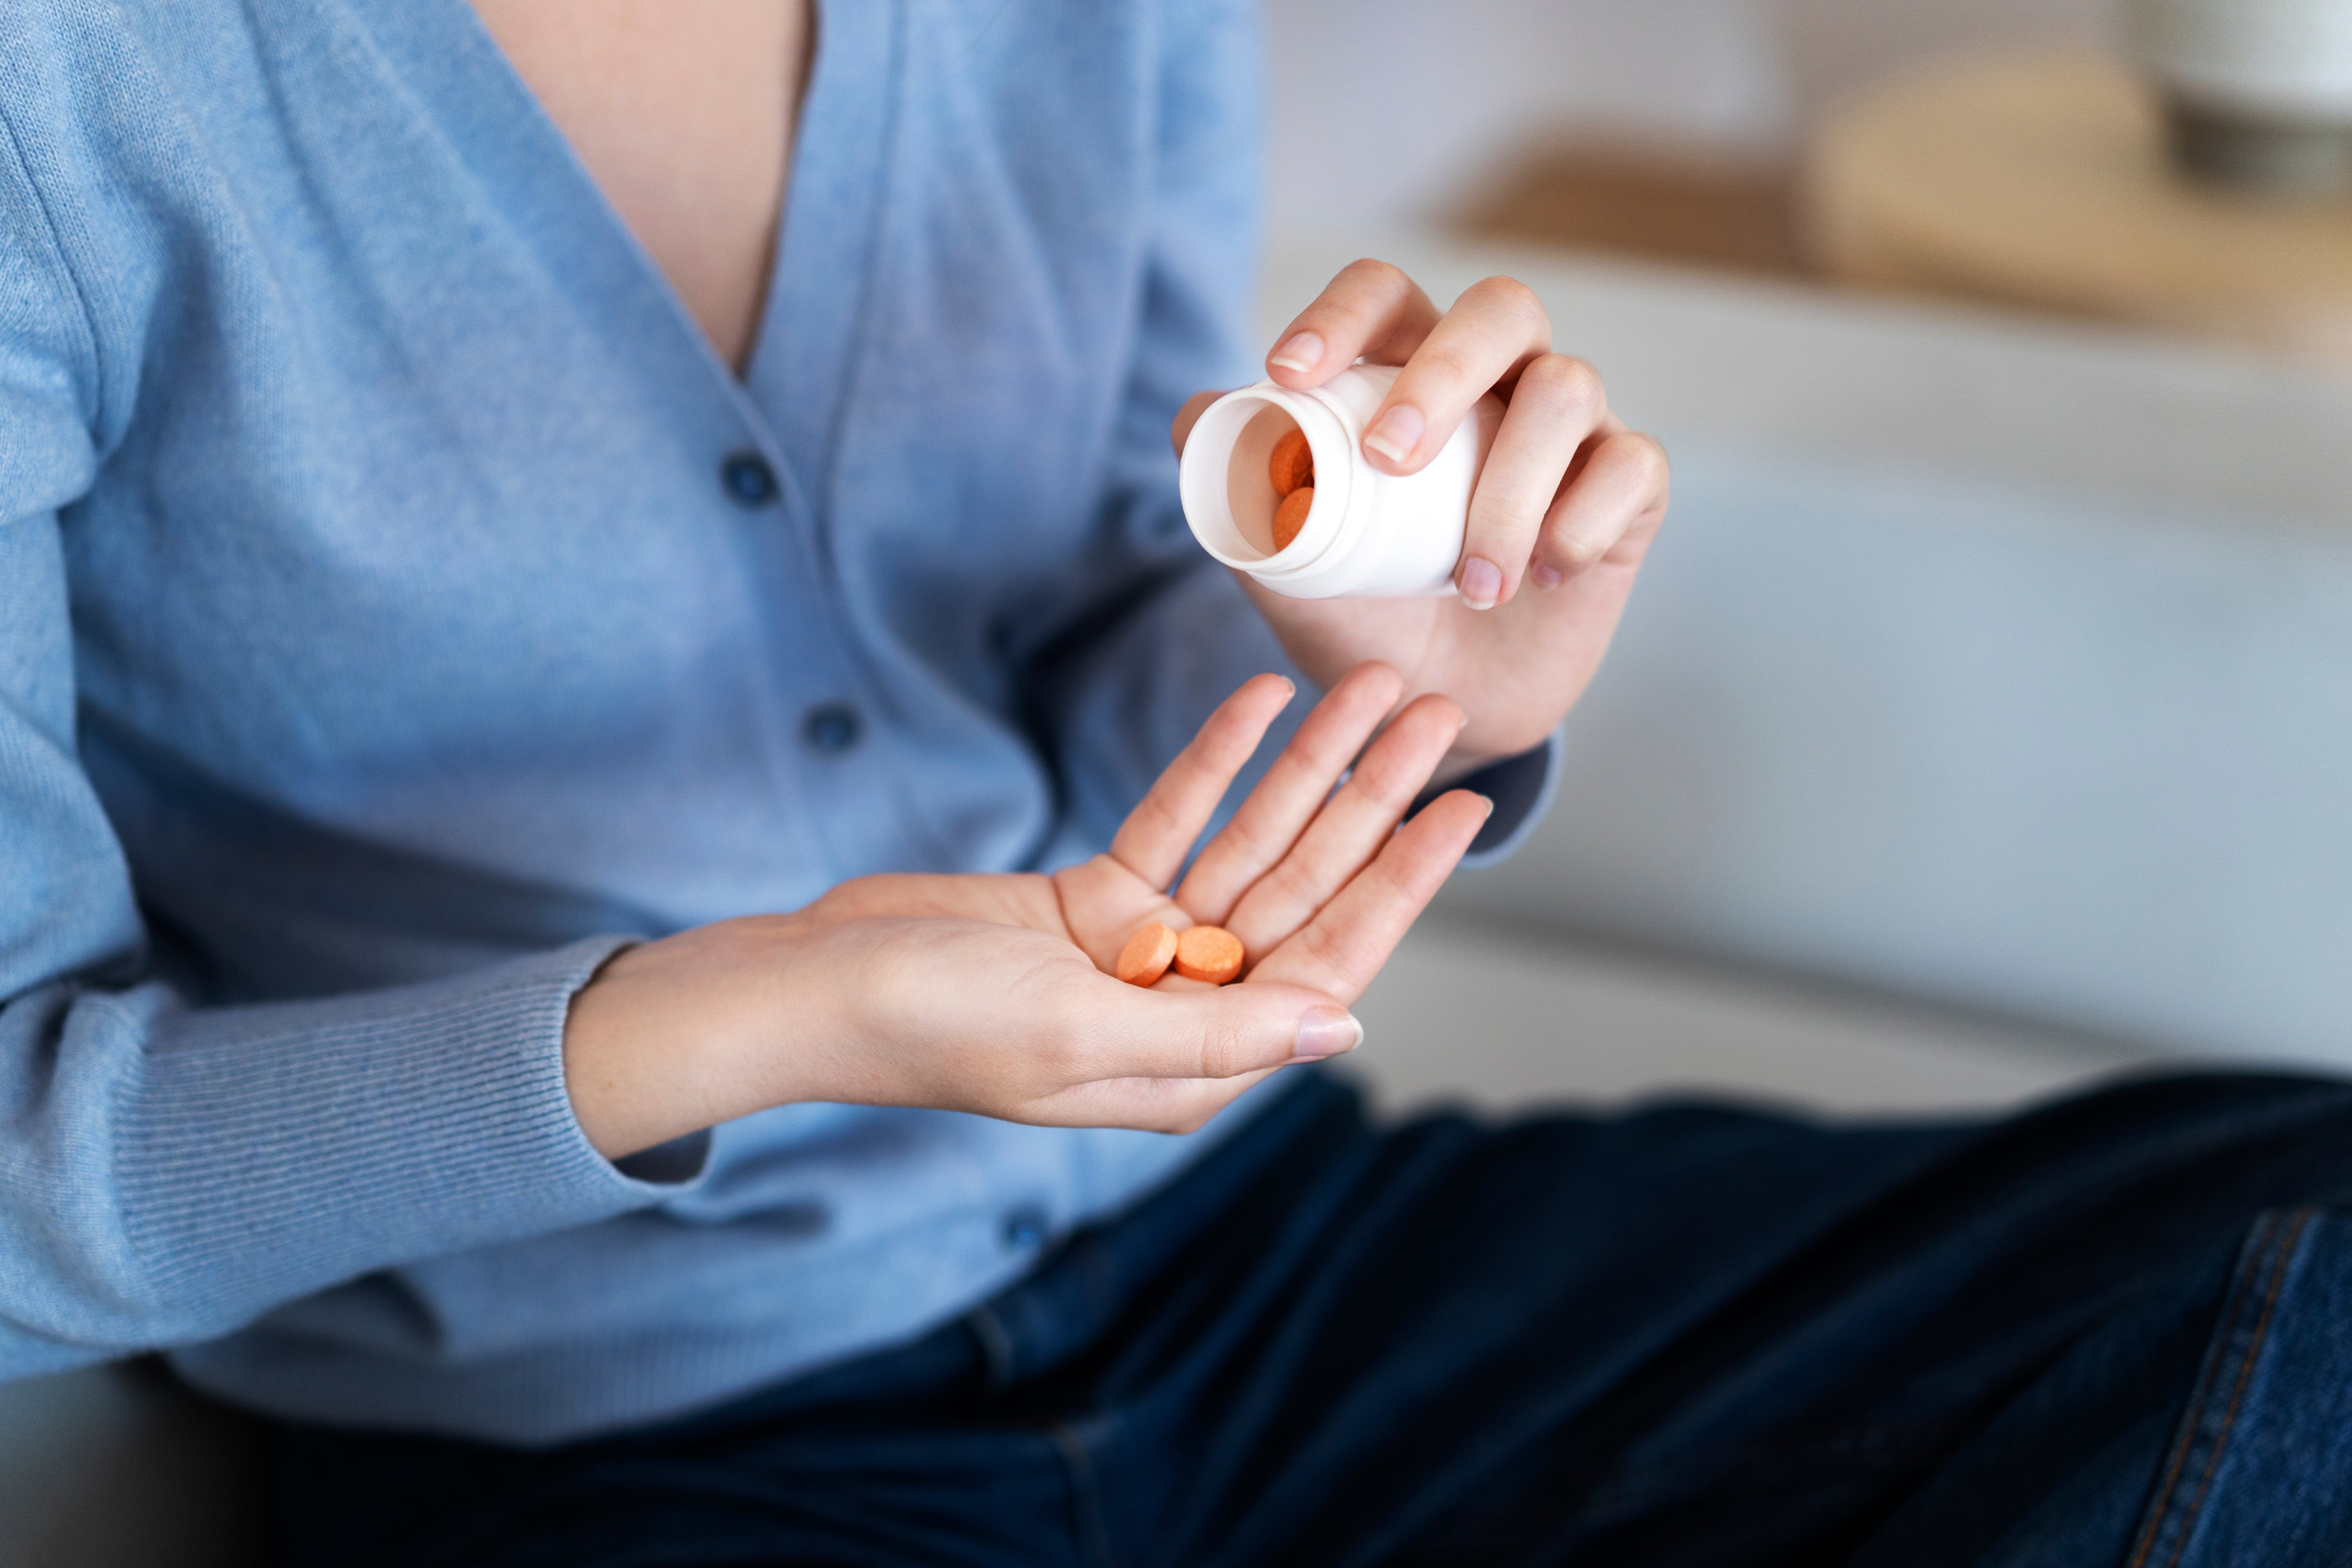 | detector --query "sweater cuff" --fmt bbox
[1414,728,1563,871]
[117,936,701,1334]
